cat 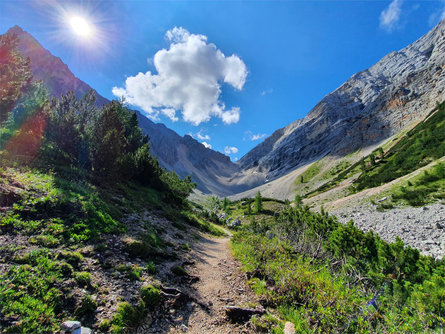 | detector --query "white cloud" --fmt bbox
[196,130,210,141]
[224,146,238,154]
[161,108,178,122]
[379,0,403,32]
[202,142,212,149]
[251,133,267,141]
[244,130,267,141]
[113,27,247,125]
